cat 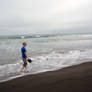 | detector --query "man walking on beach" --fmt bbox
[18,42,29,74]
